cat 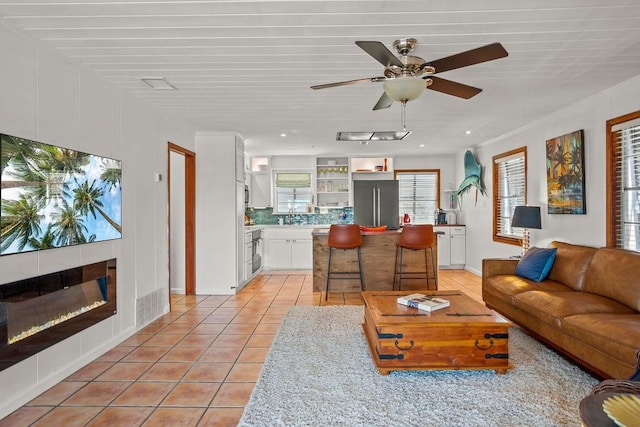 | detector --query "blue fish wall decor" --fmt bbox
[455,150,486,206]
